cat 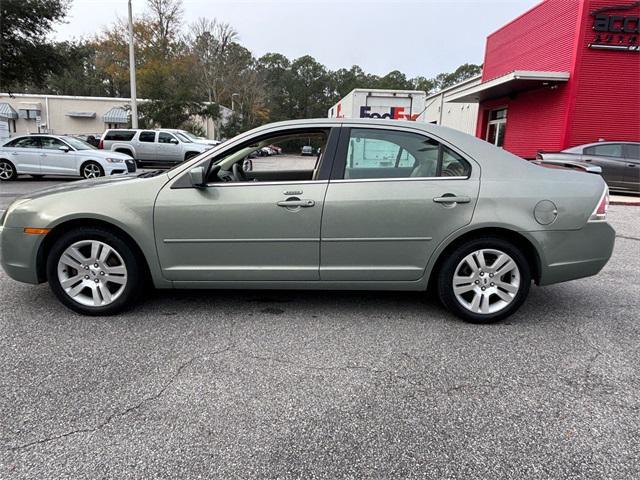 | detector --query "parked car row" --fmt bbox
[0,128,221,181]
